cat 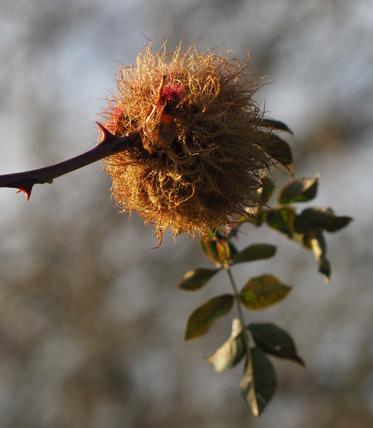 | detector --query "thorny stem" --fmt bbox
[0,123,141,200]
[226,267,251,354]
